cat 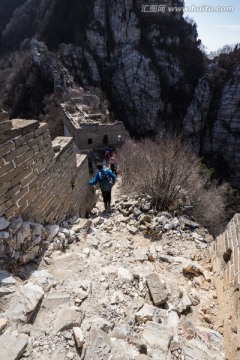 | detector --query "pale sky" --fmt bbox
[183,0,240,52]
